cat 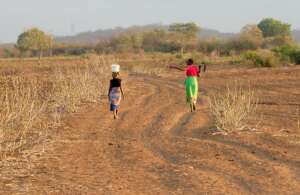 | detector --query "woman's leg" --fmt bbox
[190,103,194,112]
[193,99,197,111]
[186,77,198,112]
[113,109,118,119]
[111,104,118,119]
[192,78,198,112]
